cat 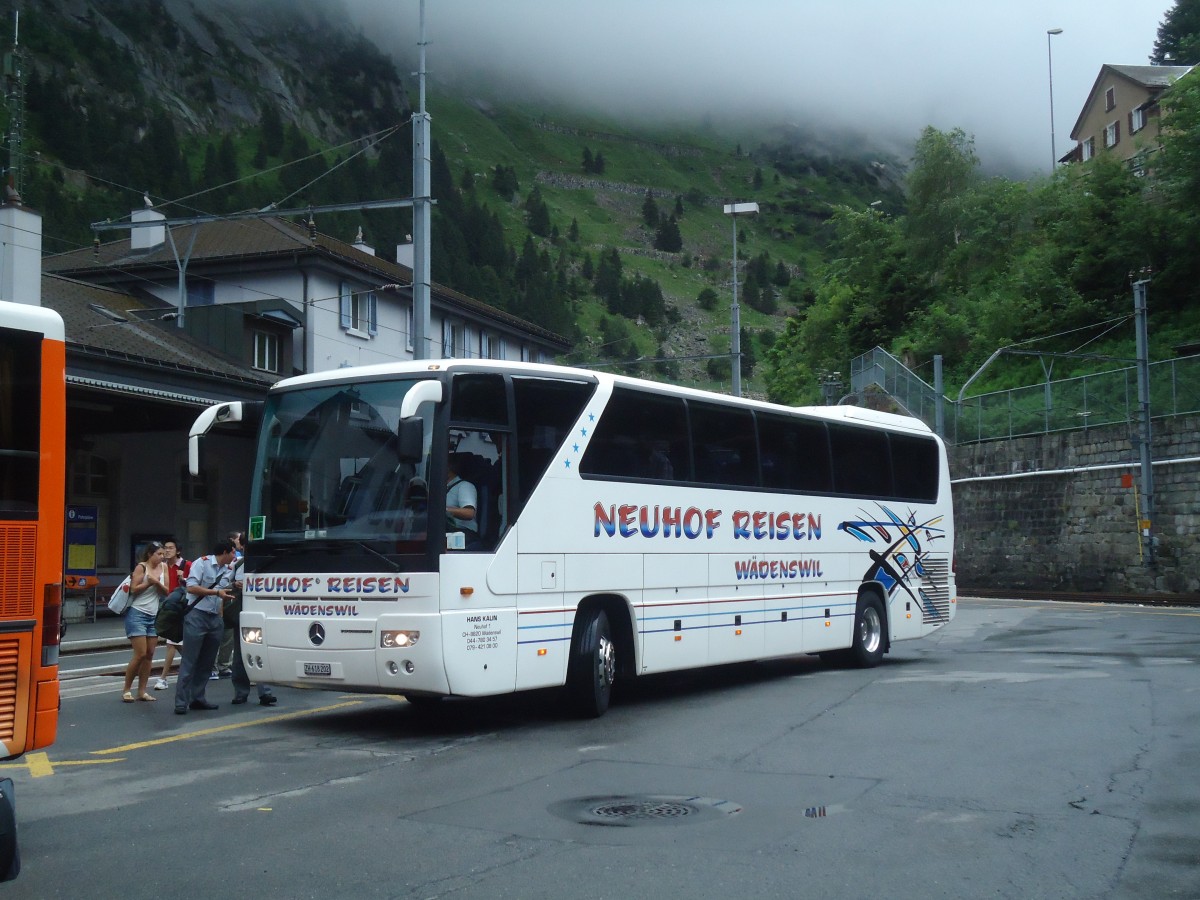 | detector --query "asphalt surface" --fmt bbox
[19,596,1200,899]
